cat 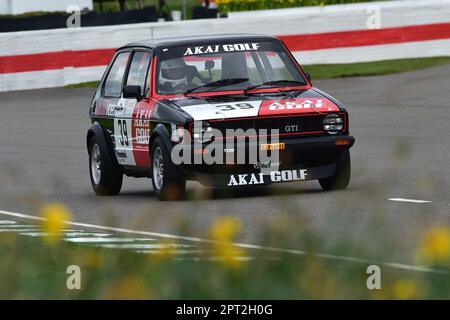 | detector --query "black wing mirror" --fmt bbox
[205,60,215,81]
[122,85,142,100]
[205,60,215,70]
